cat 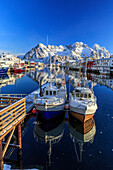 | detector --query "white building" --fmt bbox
[0,54,21,67]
